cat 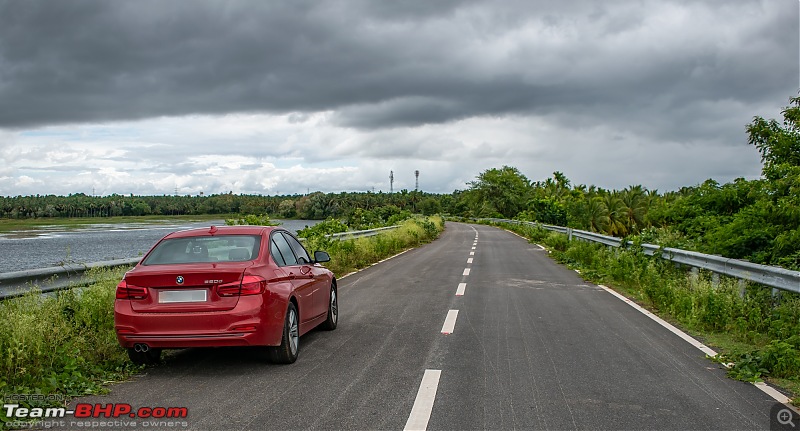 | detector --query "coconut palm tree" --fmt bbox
[602,193,627,236]
[619,186,648,234]
[585,197,609,233]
